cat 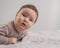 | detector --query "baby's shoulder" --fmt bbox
[0,24,8,29]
